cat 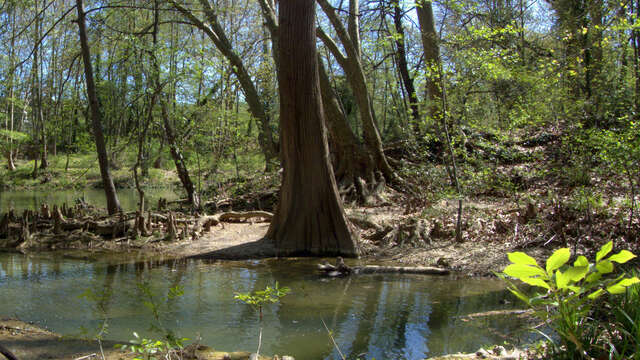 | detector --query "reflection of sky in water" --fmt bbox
[0,253,532,360]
